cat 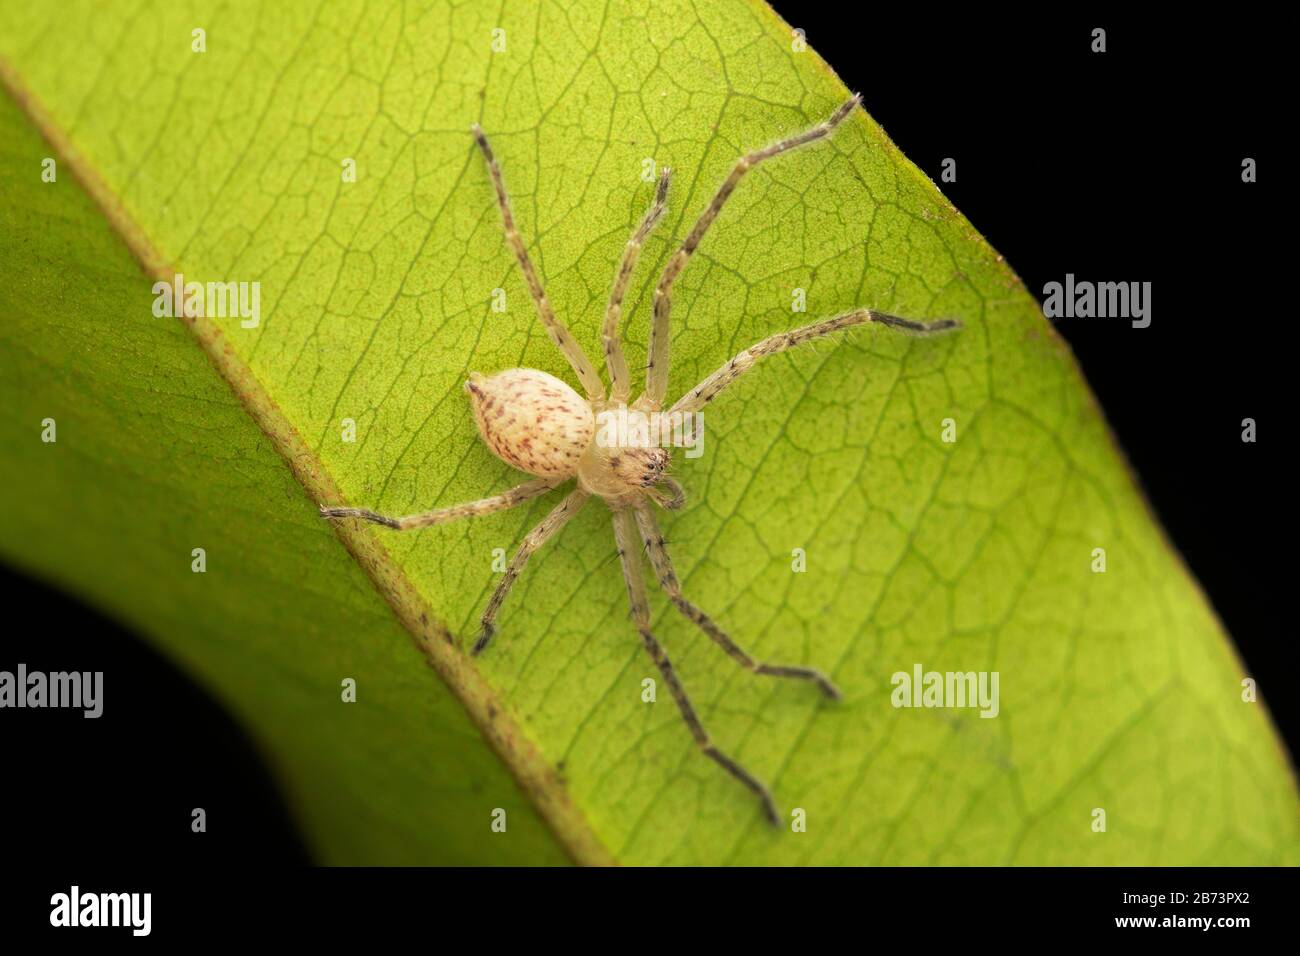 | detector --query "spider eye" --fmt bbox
[645,449,669,483]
